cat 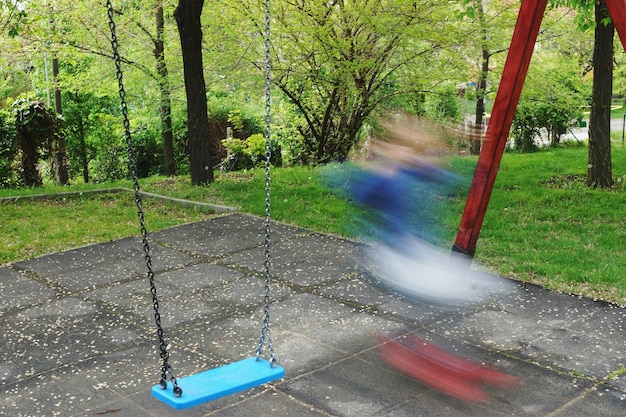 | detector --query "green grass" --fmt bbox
[469,144,626,305]
[1,145,625,305]
[0,192,215,265]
